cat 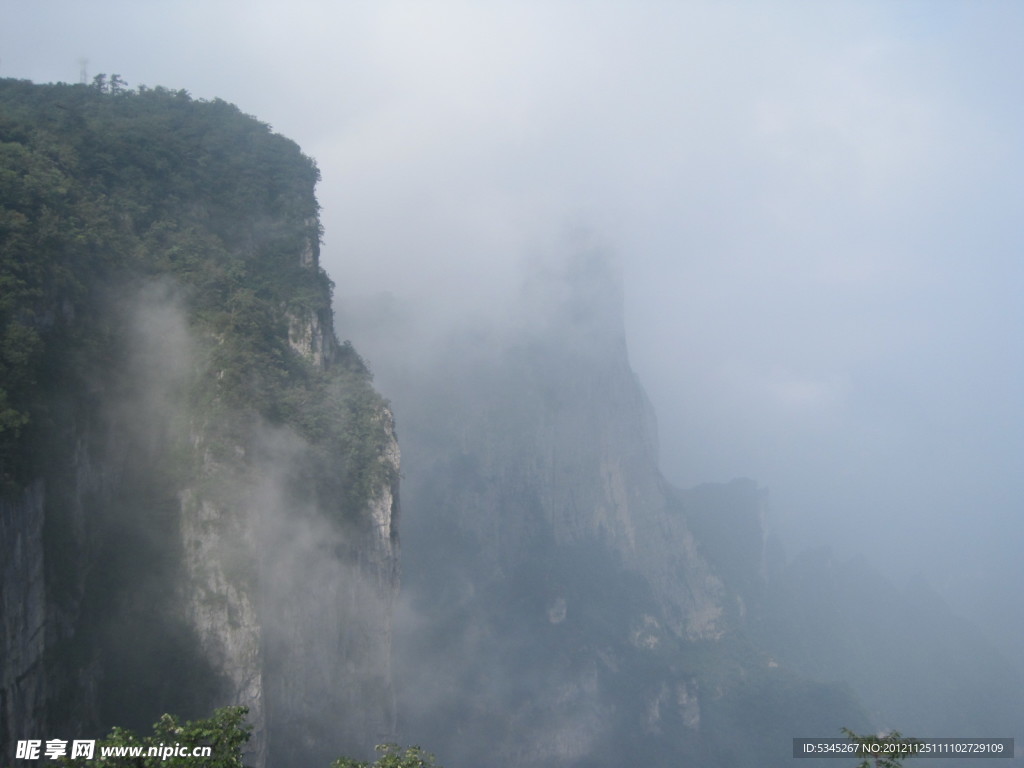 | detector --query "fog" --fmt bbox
[79,278,398,765]
[5,0,1023,683]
